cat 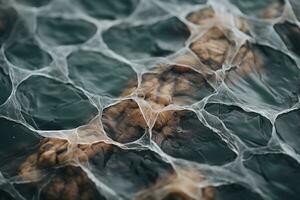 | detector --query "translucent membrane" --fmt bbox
[0,0,300,199]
